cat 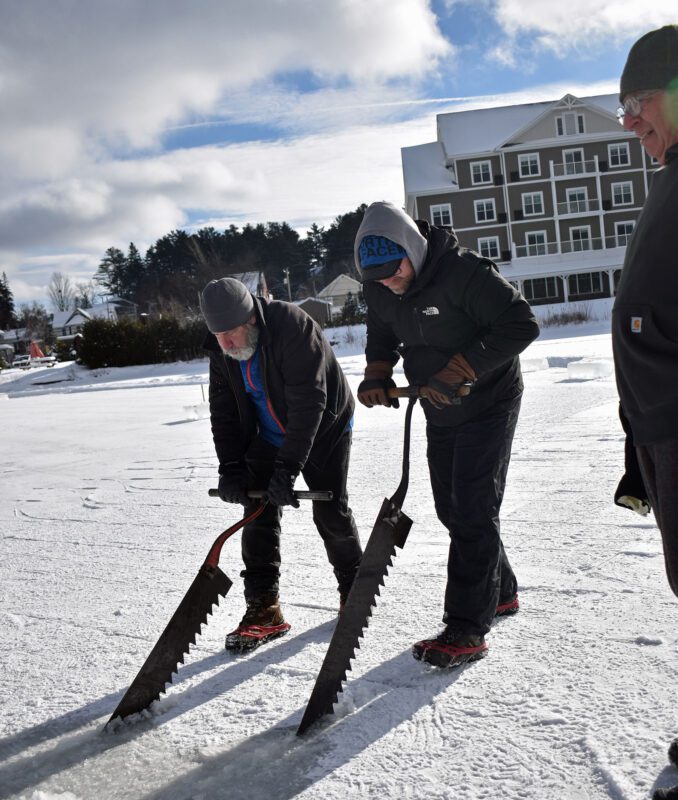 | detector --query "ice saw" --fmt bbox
[297,389,420,735]
[107,488,330,726]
